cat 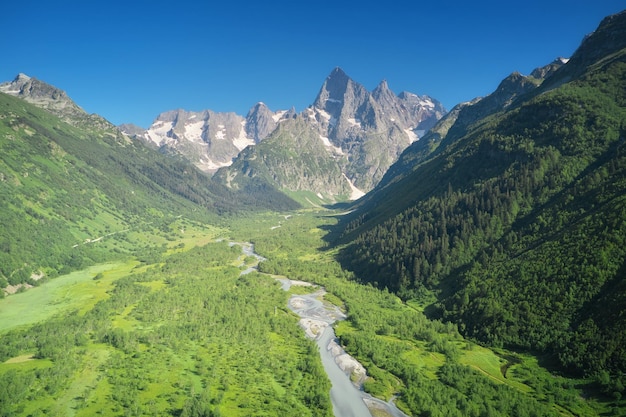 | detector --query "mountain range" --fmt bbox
[119,67,445,201]
[1,8,626,401]
[120,104,296,172]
